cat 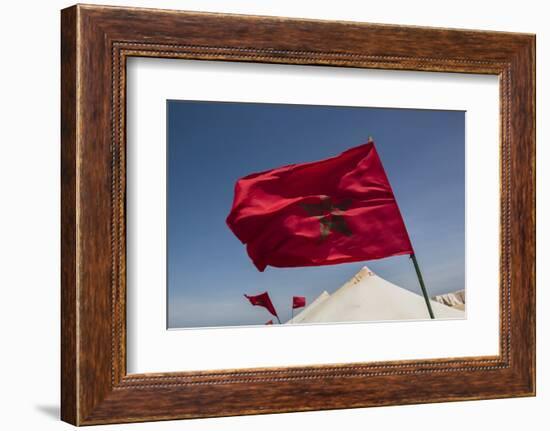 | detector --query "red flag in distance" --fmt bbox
[292,296,306,309]
[244,292,278,317]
